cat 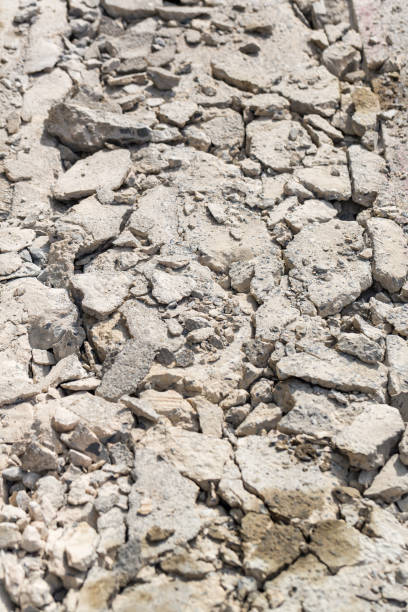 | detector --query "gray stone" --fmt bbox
[101,0,162,19]
[148,68,180,91]
[295,166,351,201]
[46,101,151,152]
[71,272,133,318]
[365,455,408,502]
[336,333,384,364]
[246,120,312,172]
